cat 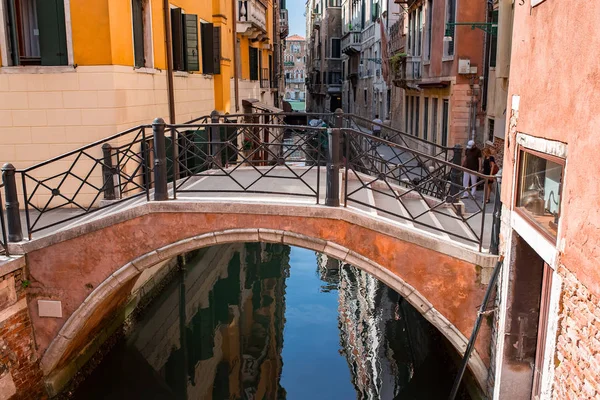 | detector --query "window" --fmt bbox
[415,97,420,137]
[426,0,433,60]
[405,95,409,132]
[444,0,456,57]
[329,71,341,84]
[489,10,498,67]
[364,88,367,104]
[331,38,341,58]
[516,149,564,240]
[417,6,423,57]
[5,0,68,66]
[432,98,438,143]
[329,0,341,6]
[442,99,449,146]
[488,118,495,142]
[409,96,414,135]
[249,46,259,80]
[423,98,429,141]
